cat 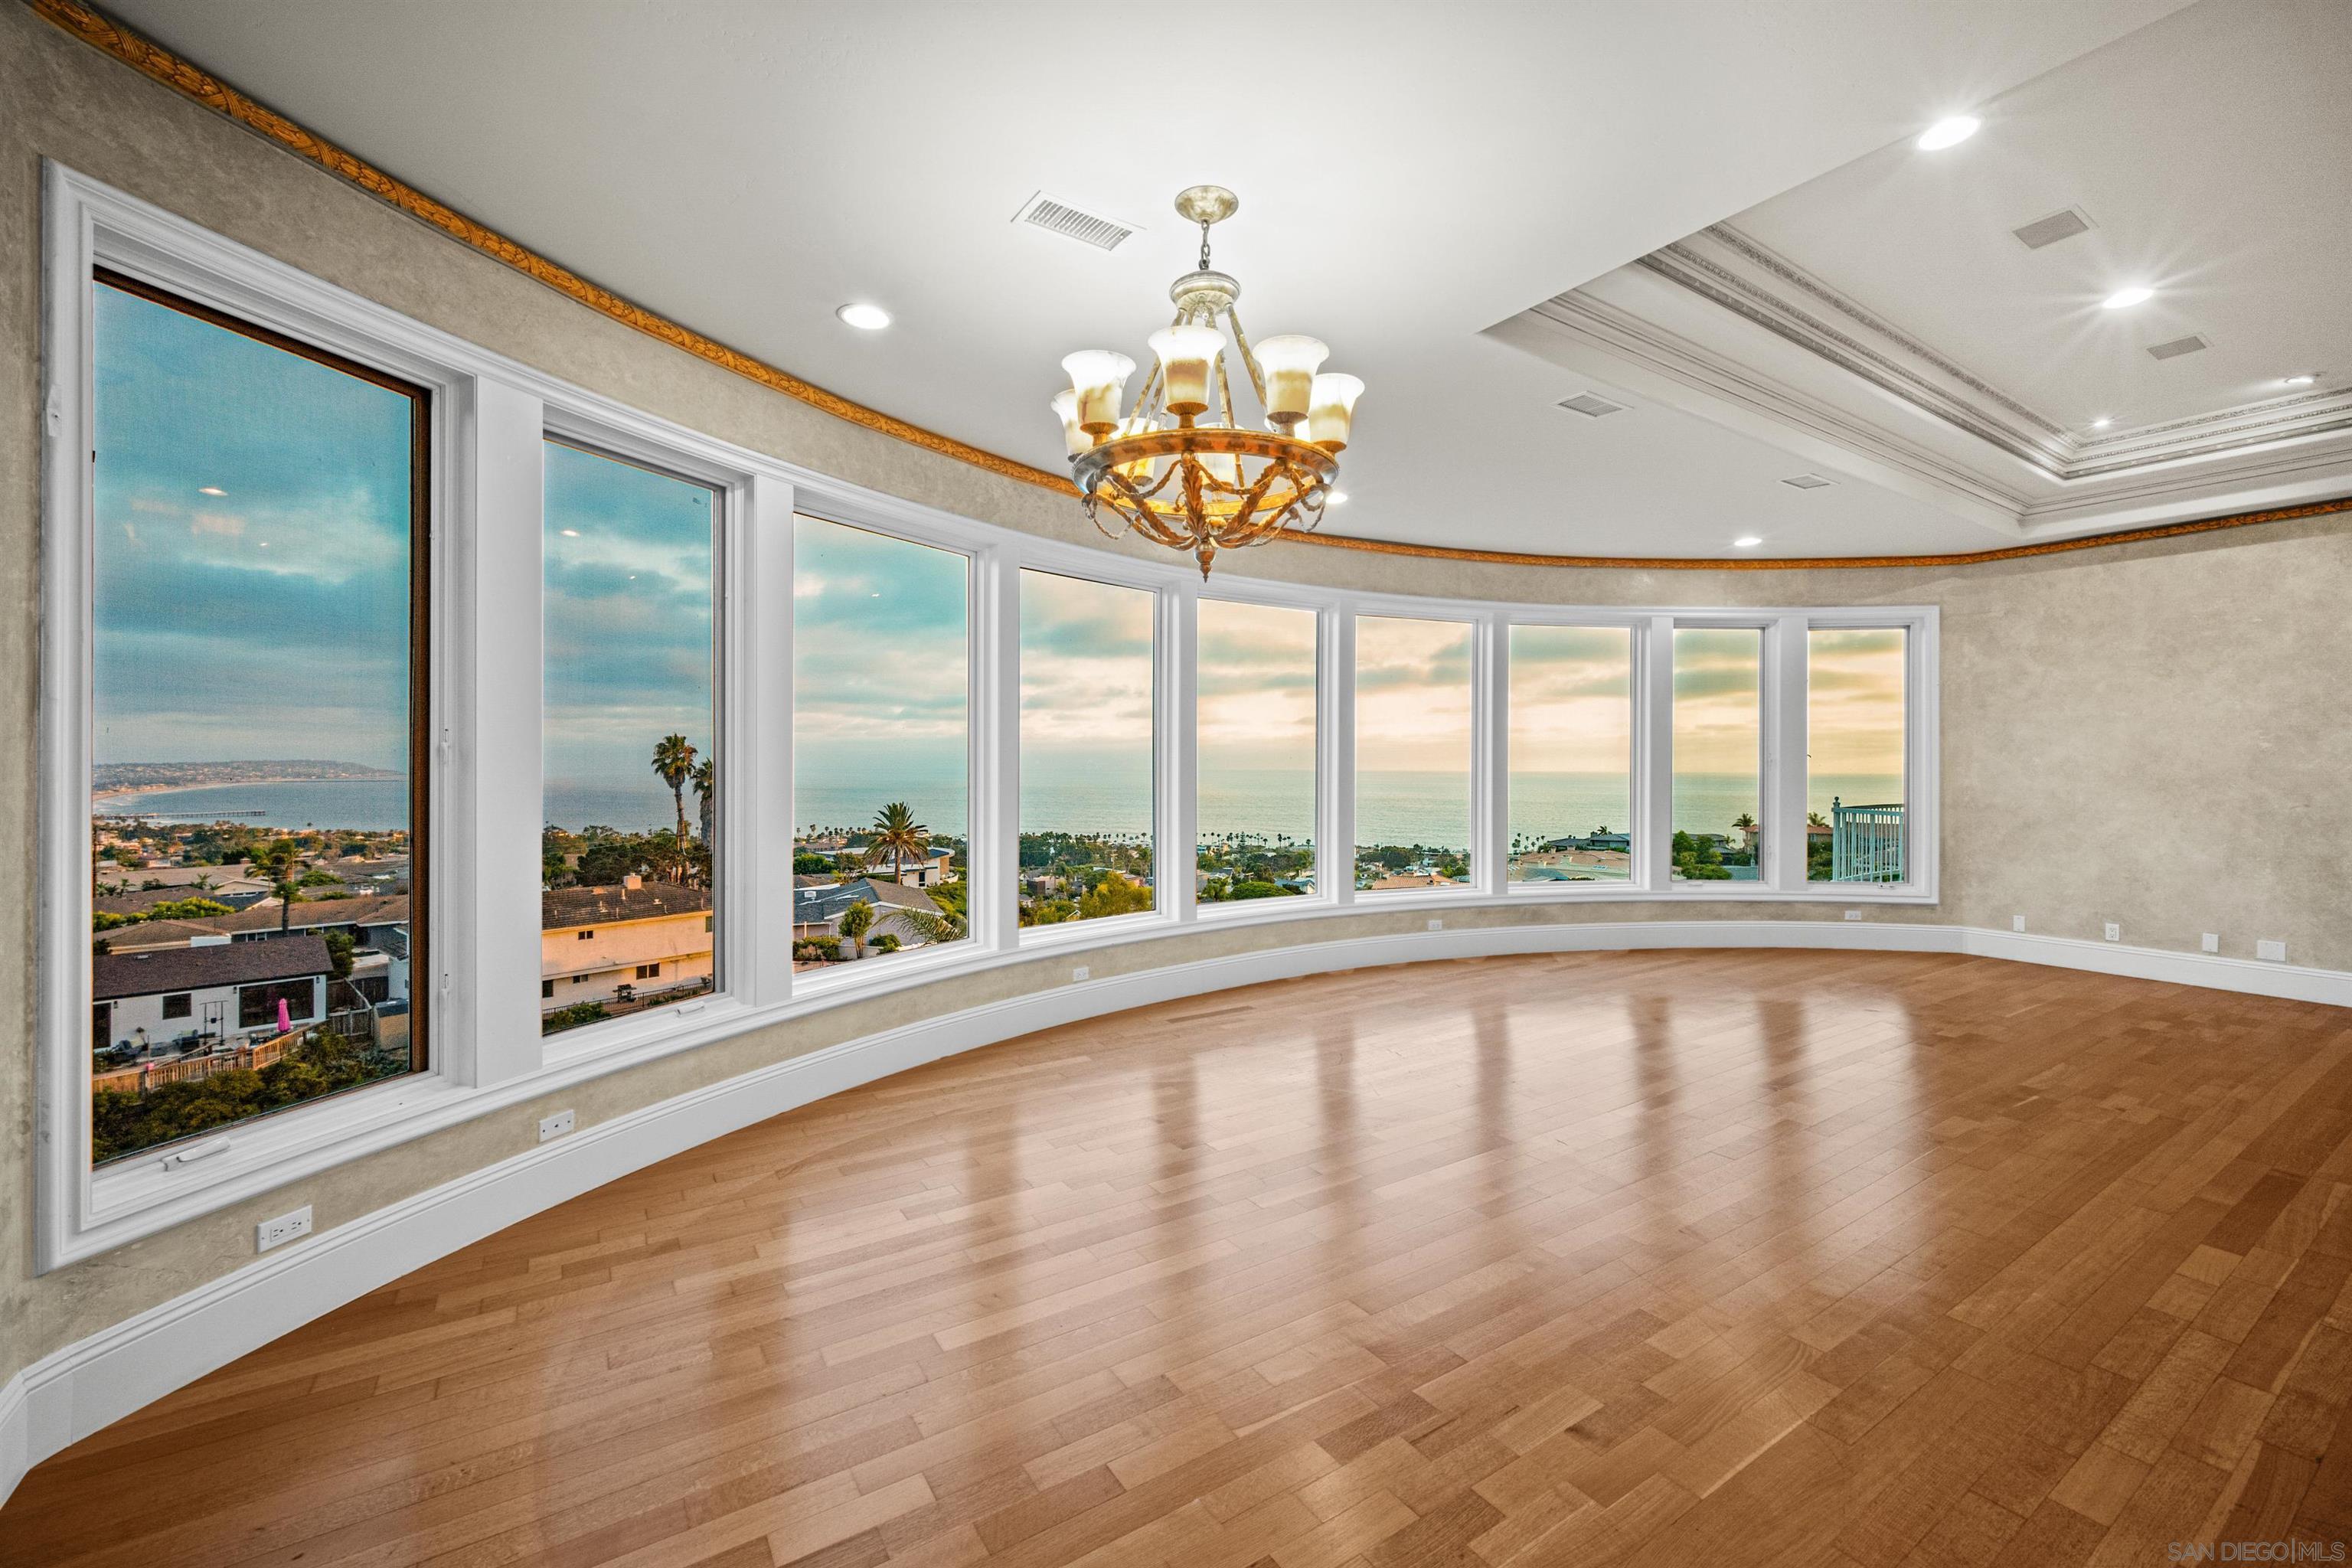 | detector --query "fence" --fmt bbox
[1830,798,1906,883]
[92,998,383,1096]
